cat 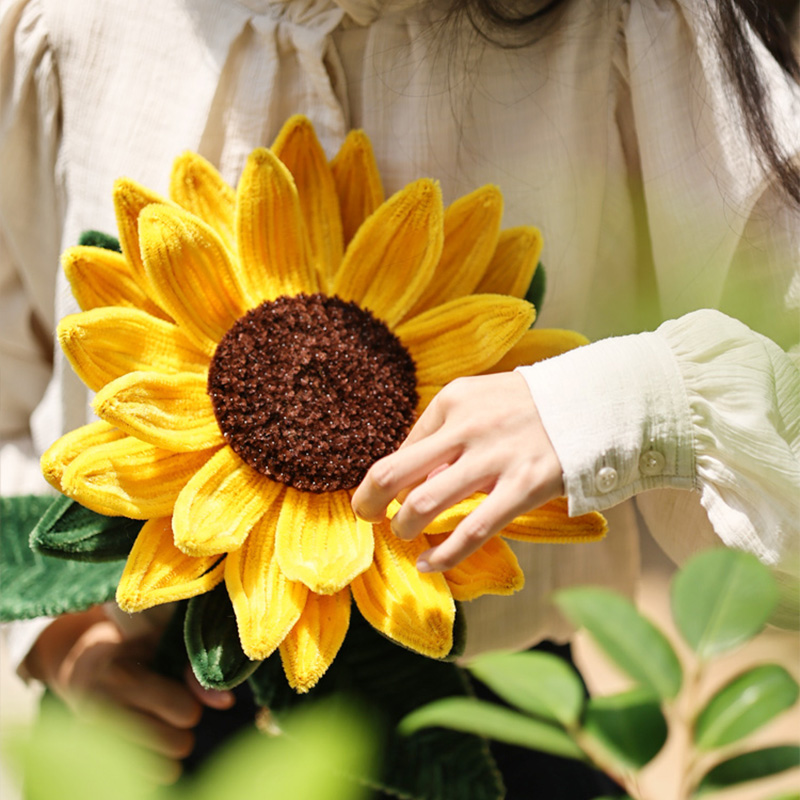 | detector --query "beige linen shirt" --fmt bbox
[1,0,798,661]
